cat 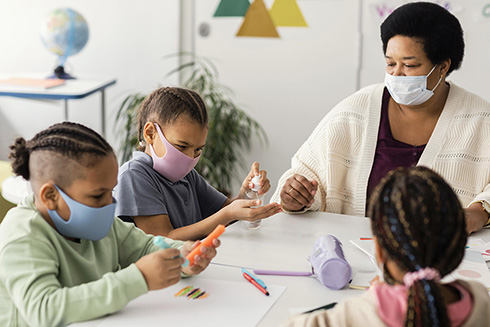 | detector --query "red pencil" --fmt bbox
[243,272,269,296]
